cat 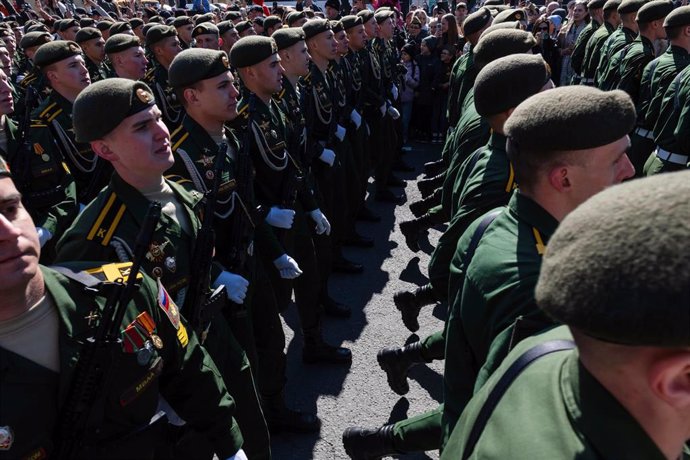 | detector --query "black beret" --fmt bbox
[192,22,219,37]
[462,7,492,36]
[272,27,305,50]
[253,17,265,27]
[484,0,504,5]
[505,86,635,151]
[79,18,95,28]
[263,15,282,30]
[142,23,156,37]
[74,78,156,142]
[493,8,524,23]
[148,15,163,24]
[146,24,177,46]
[129,17,144,29]
[330,20,344,33]
[486,4,510,14]
[603,0,621,11]
[26,23,50,33]
[19,31,51,50]
[325,0,340,9]
[217,20,235,35]
[110,22,133,35]
[287,11,307,26]
[587,0,606,9]
[302,18,330,39]
[474,54,550,116]
[480,21,521,36]
[636,0,674,23]
[341,14,363,30]
[173,16,193,27]
[473,29,536,69]
[617,0,646,14]
[96,20,114,32]
[664,5,690,27]
[104,34,141,54]
[195,12,215,25]
[230,35,277,67]
[75,26,102,43]
[58,18,78,31]
[169,48,230,88]
[235,20,254,34]
[34,40,81,68]
[536,170,690,347]
[374,8,395,24]
[356,9,375,23]
[224,11,242,21]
